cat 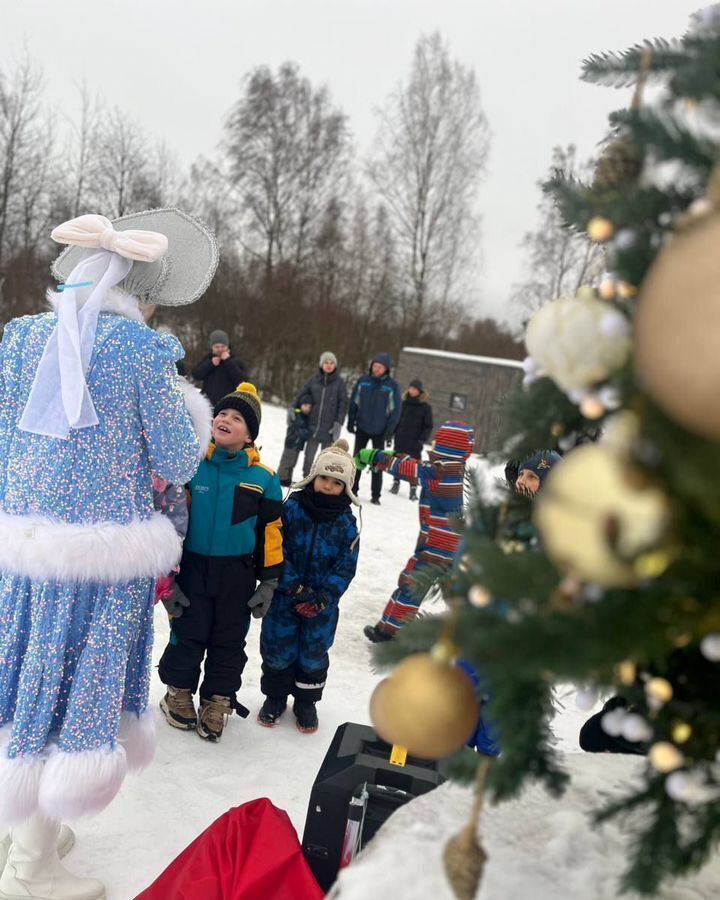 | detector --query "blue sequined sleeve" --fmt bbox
[134,332,201,485]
